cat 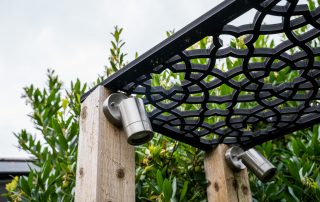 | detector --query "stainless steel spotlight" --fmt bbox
[225,146,276,182]
[103,93,154,145]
